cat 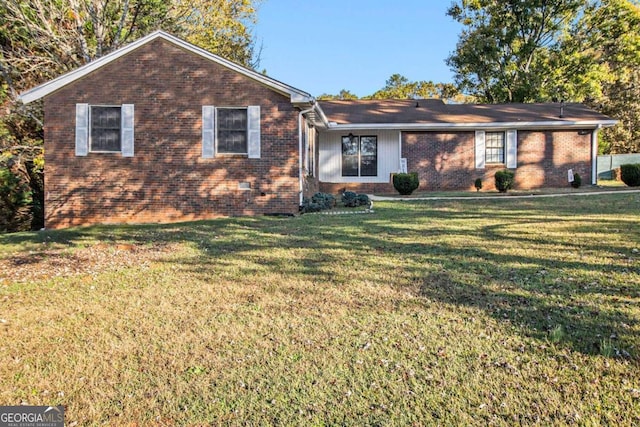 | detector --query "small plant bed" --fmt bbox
[300,191,373,215]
